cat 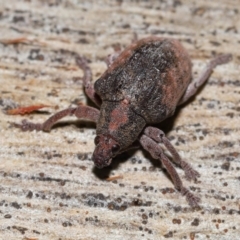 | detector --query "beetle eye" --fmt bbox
[111,144,120,154]
[94,136,100,145]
